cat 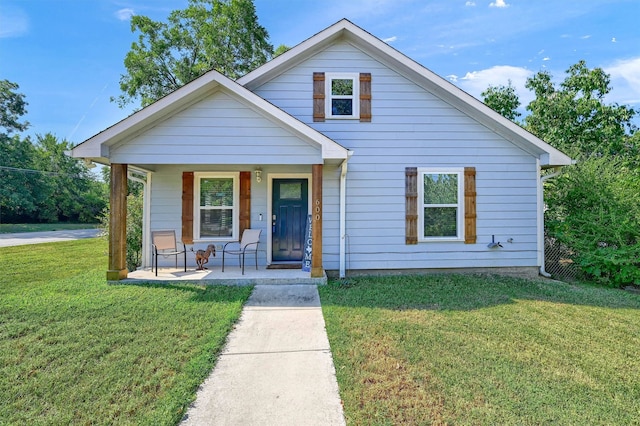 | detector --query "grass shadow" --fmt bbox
[320,273,640,311]
[111,280,254,303]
